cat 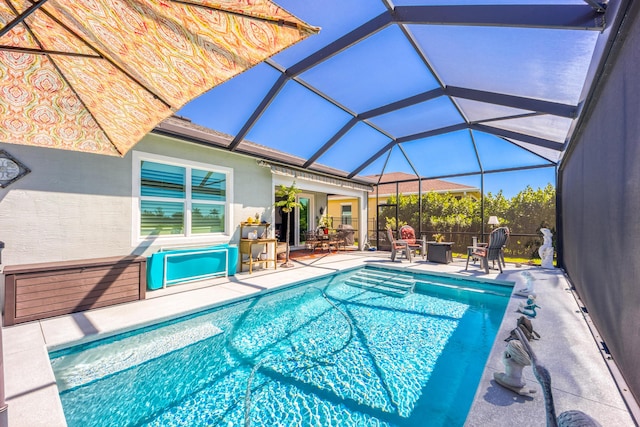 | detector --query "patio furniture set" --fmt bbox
[386,225,454,264]
[387,225,510,274]
[305,225,354,254]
